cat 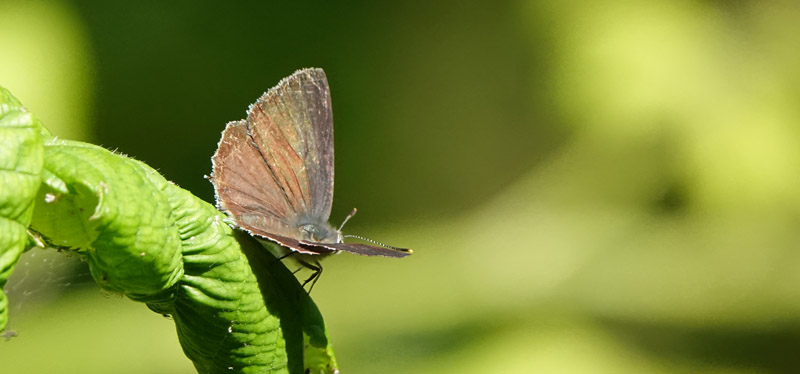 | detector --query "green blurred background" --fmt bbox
[2,0,800,373]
